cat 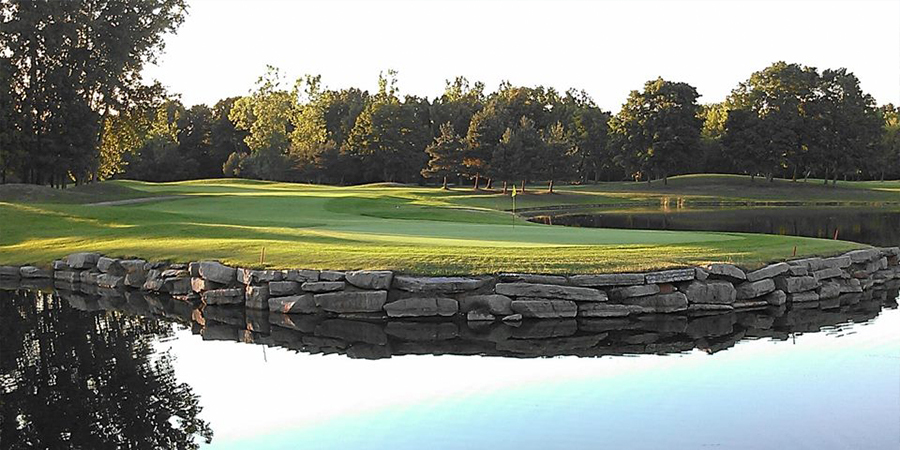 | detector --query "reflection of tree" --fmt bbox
[0,290,212,449]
